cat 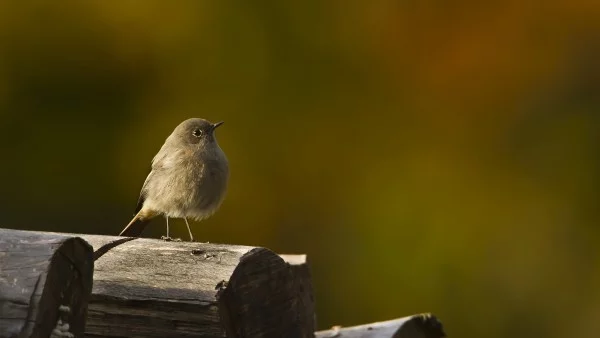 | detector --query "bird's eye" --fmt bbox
[192,129,203,137]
